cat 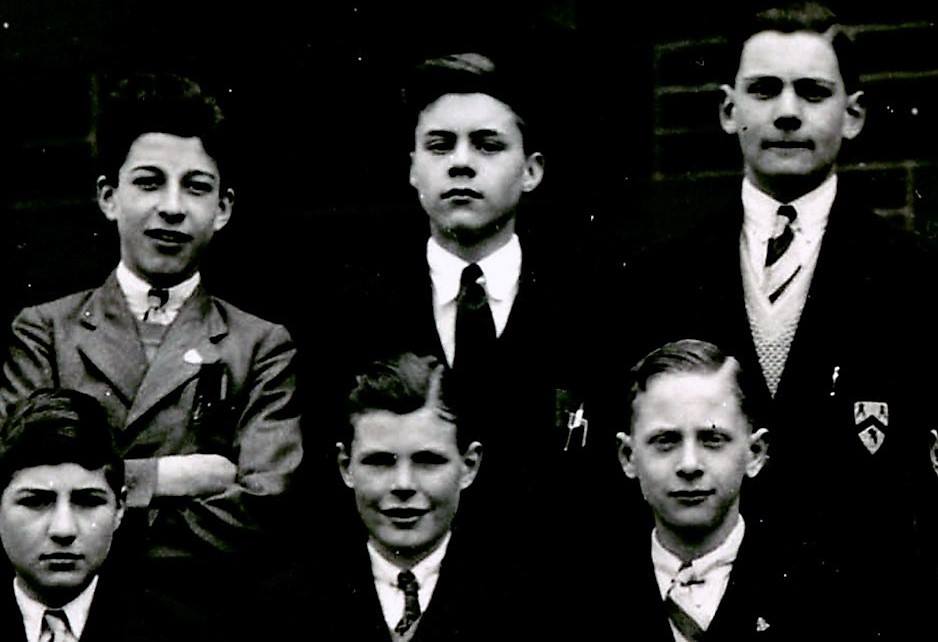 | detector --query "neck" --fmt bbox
[748,167,834,204]
[655,504,740,563]
[17,575,88,609]
[370,534,446,571]
[430,217,515,264]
